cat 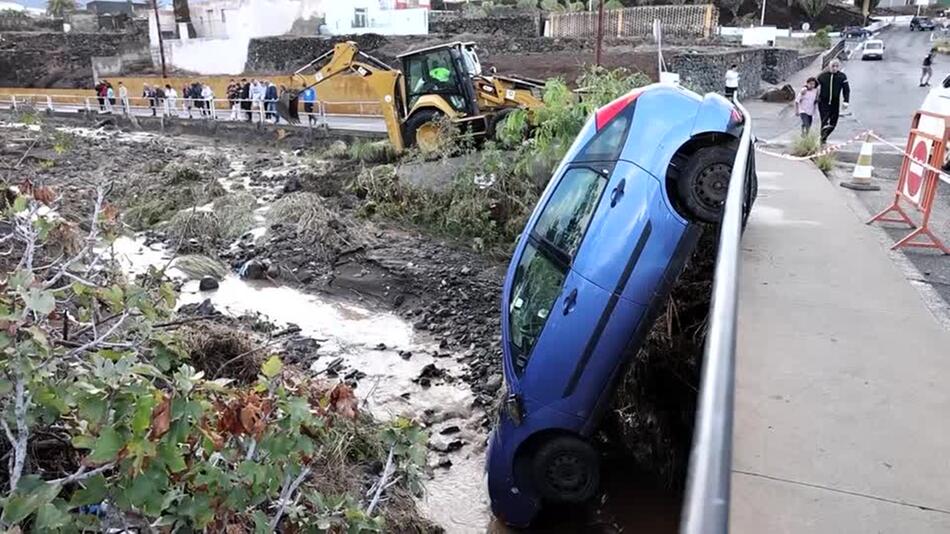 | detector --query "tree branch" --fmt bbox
[269,466,312,531]
[48,462,115,485]
[366,446,395,516]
